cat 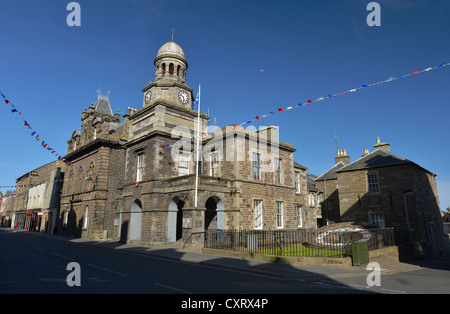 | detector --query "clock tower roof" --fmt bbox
[154,41,187,66]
